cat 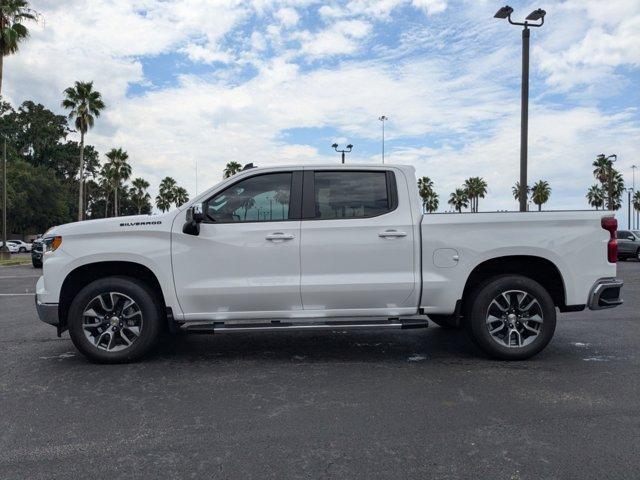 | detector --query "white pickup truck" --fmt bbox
[36,164,623,363]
